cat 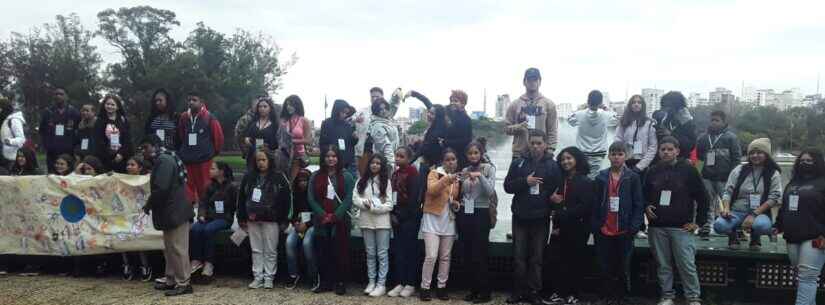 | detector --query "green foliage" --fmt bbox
[406,117,507,147]
[406,120,427,135]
